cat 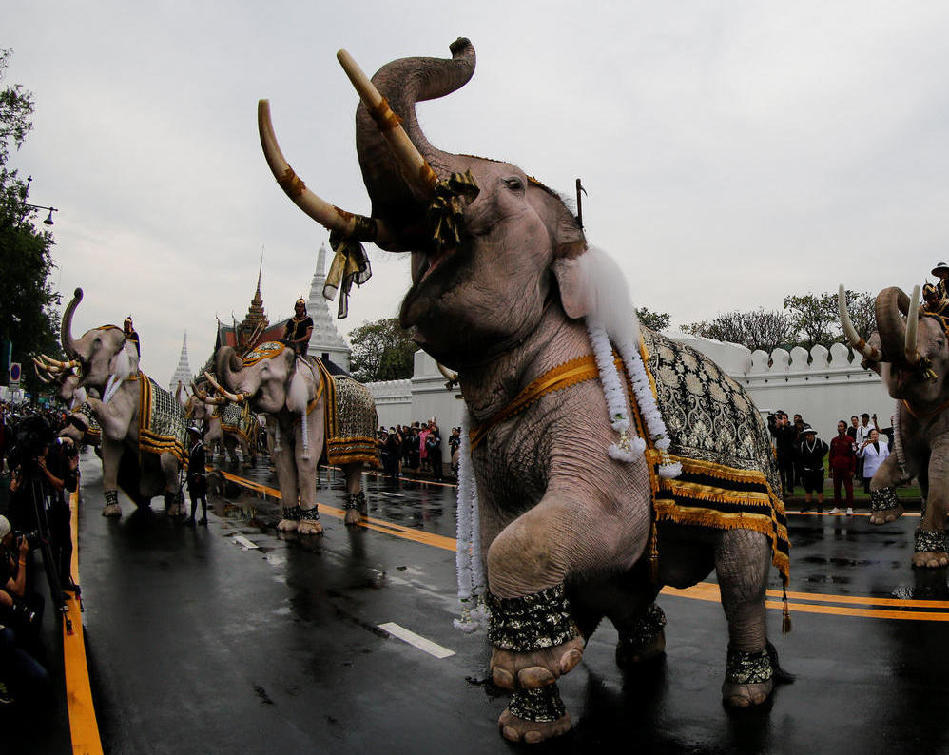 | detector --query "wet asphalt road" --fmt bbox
[69,453,949,754]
